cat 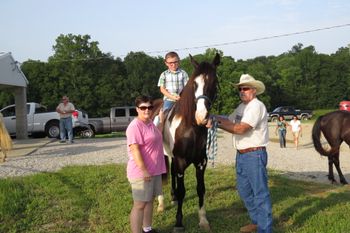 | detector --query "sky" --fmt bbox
[1,0,350,63]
